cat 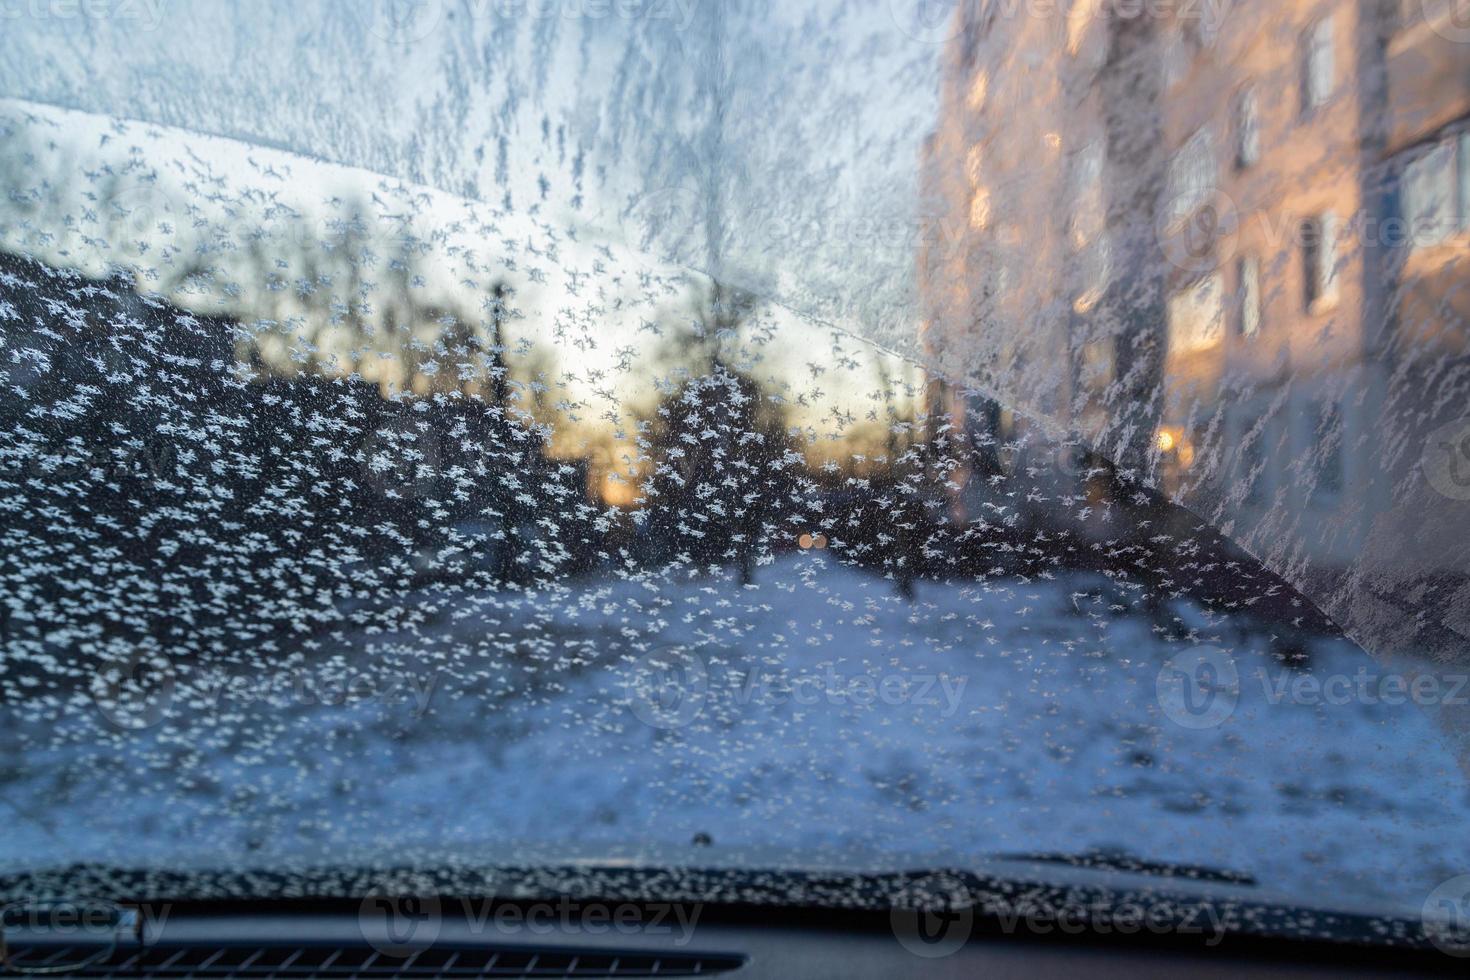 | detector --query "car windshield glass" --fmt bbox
[2,0,1470,957]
